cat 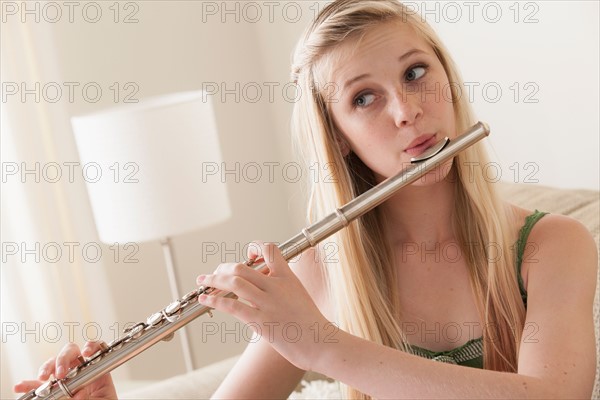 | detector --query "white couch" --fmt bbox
[122,182,600,399]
